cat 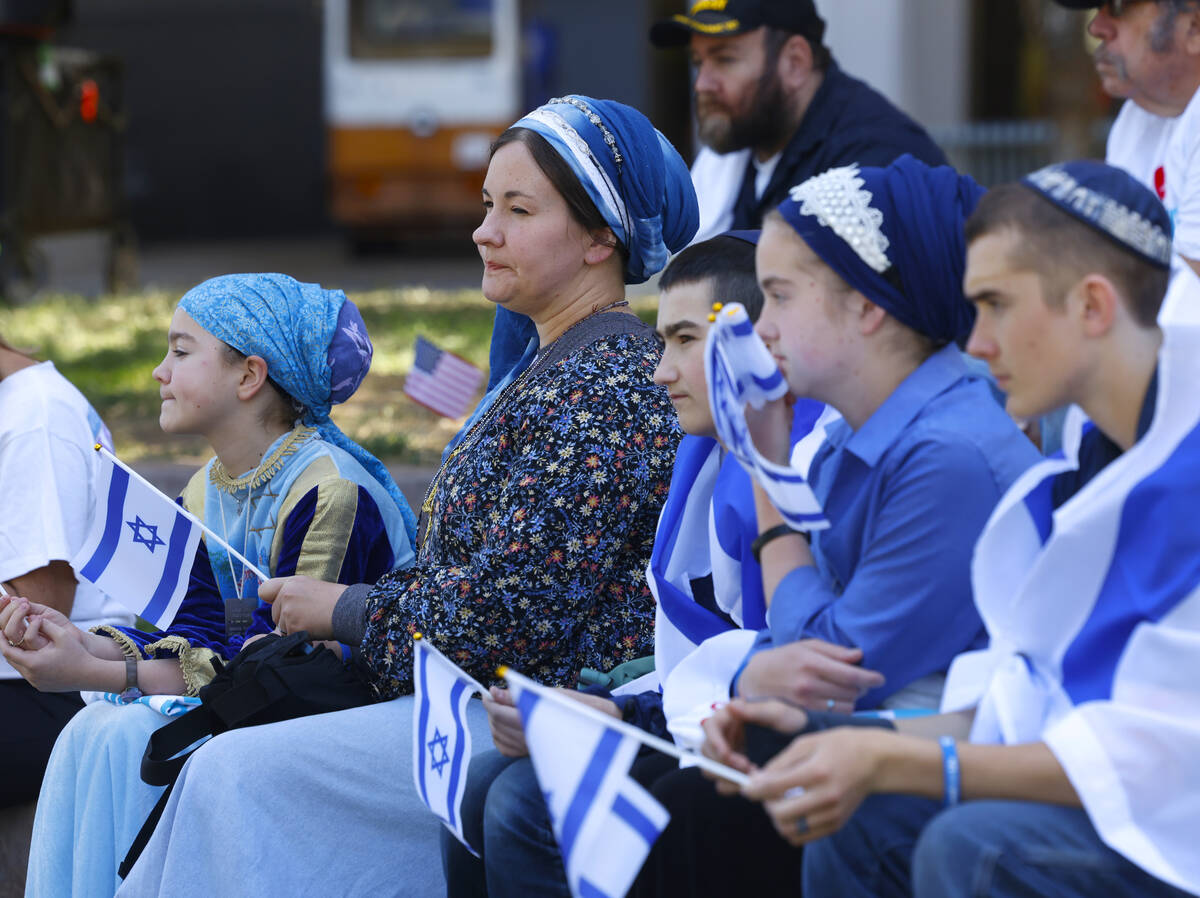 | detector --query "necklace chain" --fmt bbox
[418,298,630,544]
